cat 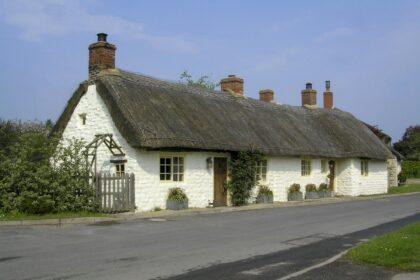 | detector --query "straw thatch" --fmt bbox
[54,69,391,160]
